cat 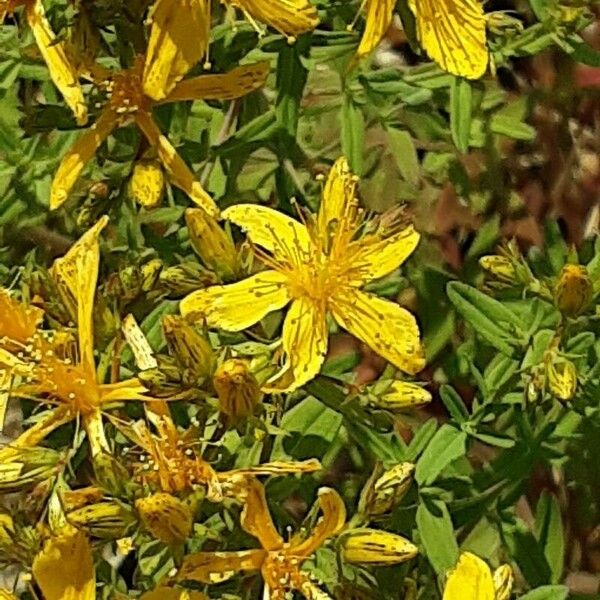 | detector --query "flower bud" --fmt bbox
[136,493,193,546]
[163,315,215,383]
[479,255,517,284]
[493,564,514,600]
[185,209,239,281]
[68,501,135,539]
[371,381,431,411]
[0,447,62,493]
[213,359,263,421]
[358,462,414,518]
[159,263,217,296]
[555,264,592,316]
[130,160,165,208]
[547,359,577,401]
[340,528,418,565]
